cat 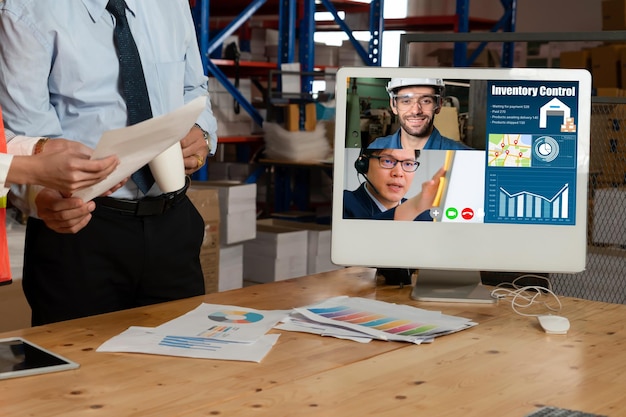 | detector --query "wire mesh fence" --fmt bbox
[550,98,626,304]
